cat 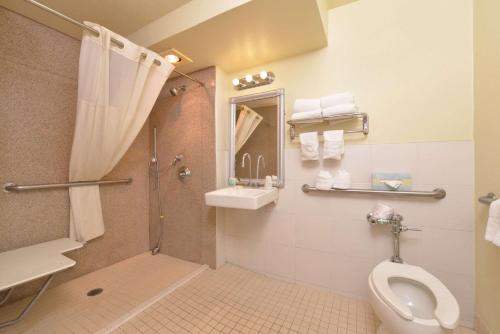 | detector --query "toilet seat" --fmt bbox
[371,261,460,329]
